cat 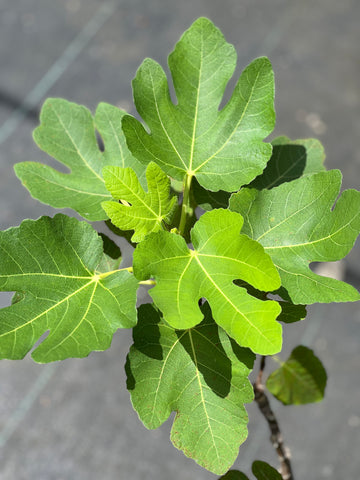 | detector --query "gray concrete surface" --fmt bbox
[0,1,359,479]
